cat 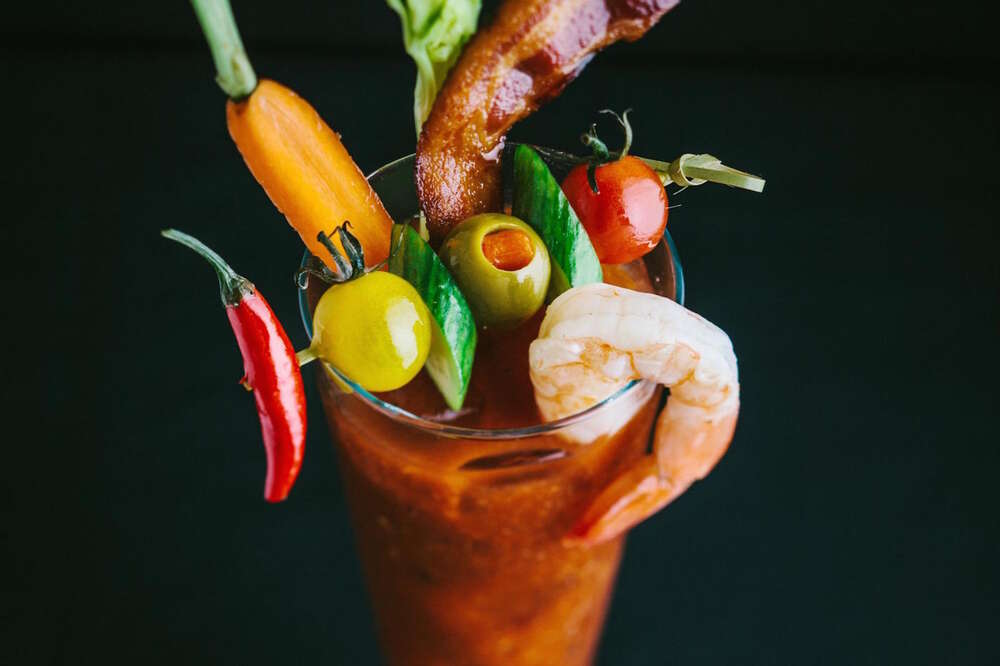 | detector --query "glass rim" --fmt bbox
[296,151,685,440]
